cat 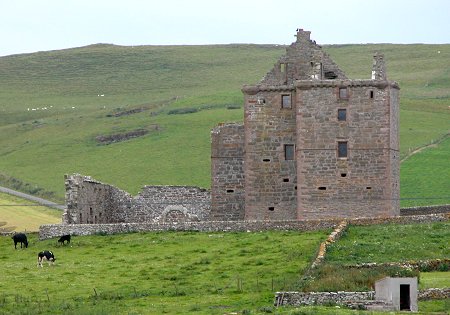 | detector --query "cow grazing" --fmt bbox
[37,250,56,267]
[12,233,28,249]
[57,234,71,245]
